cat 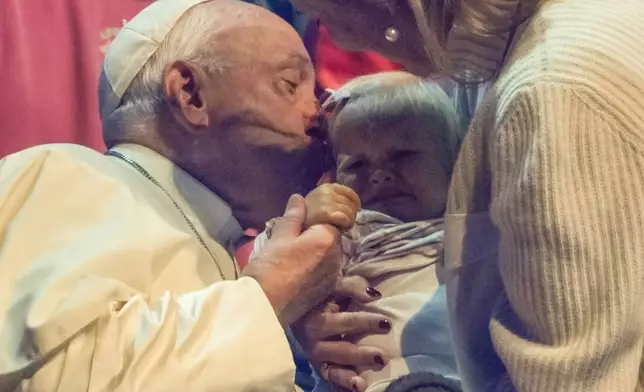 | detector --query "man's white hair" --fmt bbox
[116,2,228,121]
